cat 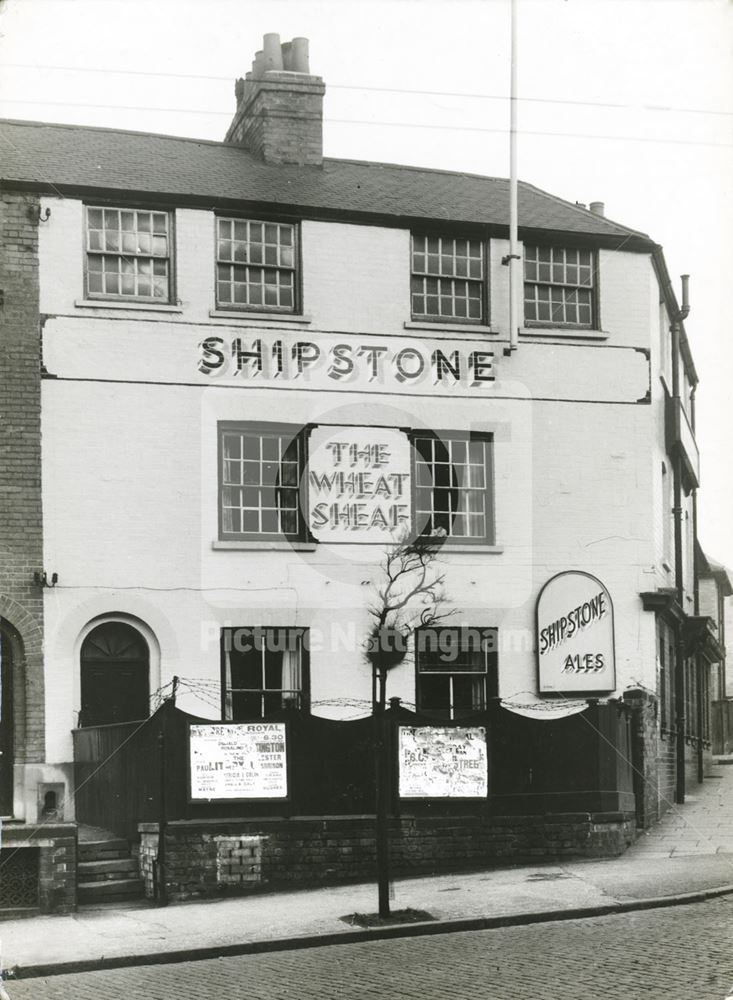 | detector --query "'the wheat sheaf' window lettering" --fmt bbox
[307,428,412,540]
